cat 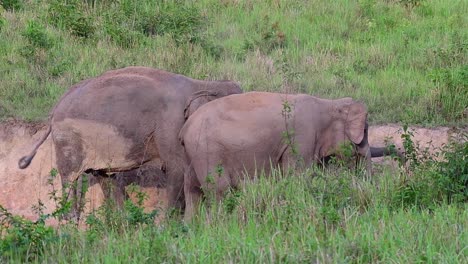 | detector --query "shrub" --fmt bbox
[138,1,206,45]
[436,134,467,203]
[240,15,287,57]
[392,127,467,208]
[21,20,54,49]
[0,0,22,11]
[0,6,5,31]
[0,205,56,261]
[102,4,145,48]
[100,0,207,48]
[48,0,95,38]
